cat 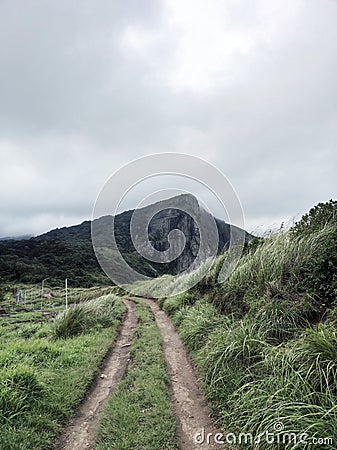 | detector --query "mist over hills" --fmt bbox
[0,194,252,286]
[0,235,32,241]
